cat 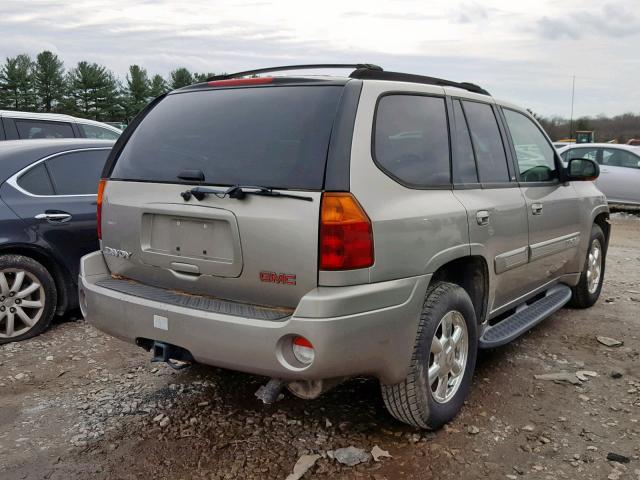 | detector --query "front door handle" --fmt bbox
[531,203,543,215]
[35,212,72,223]
[476,210,490,226]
